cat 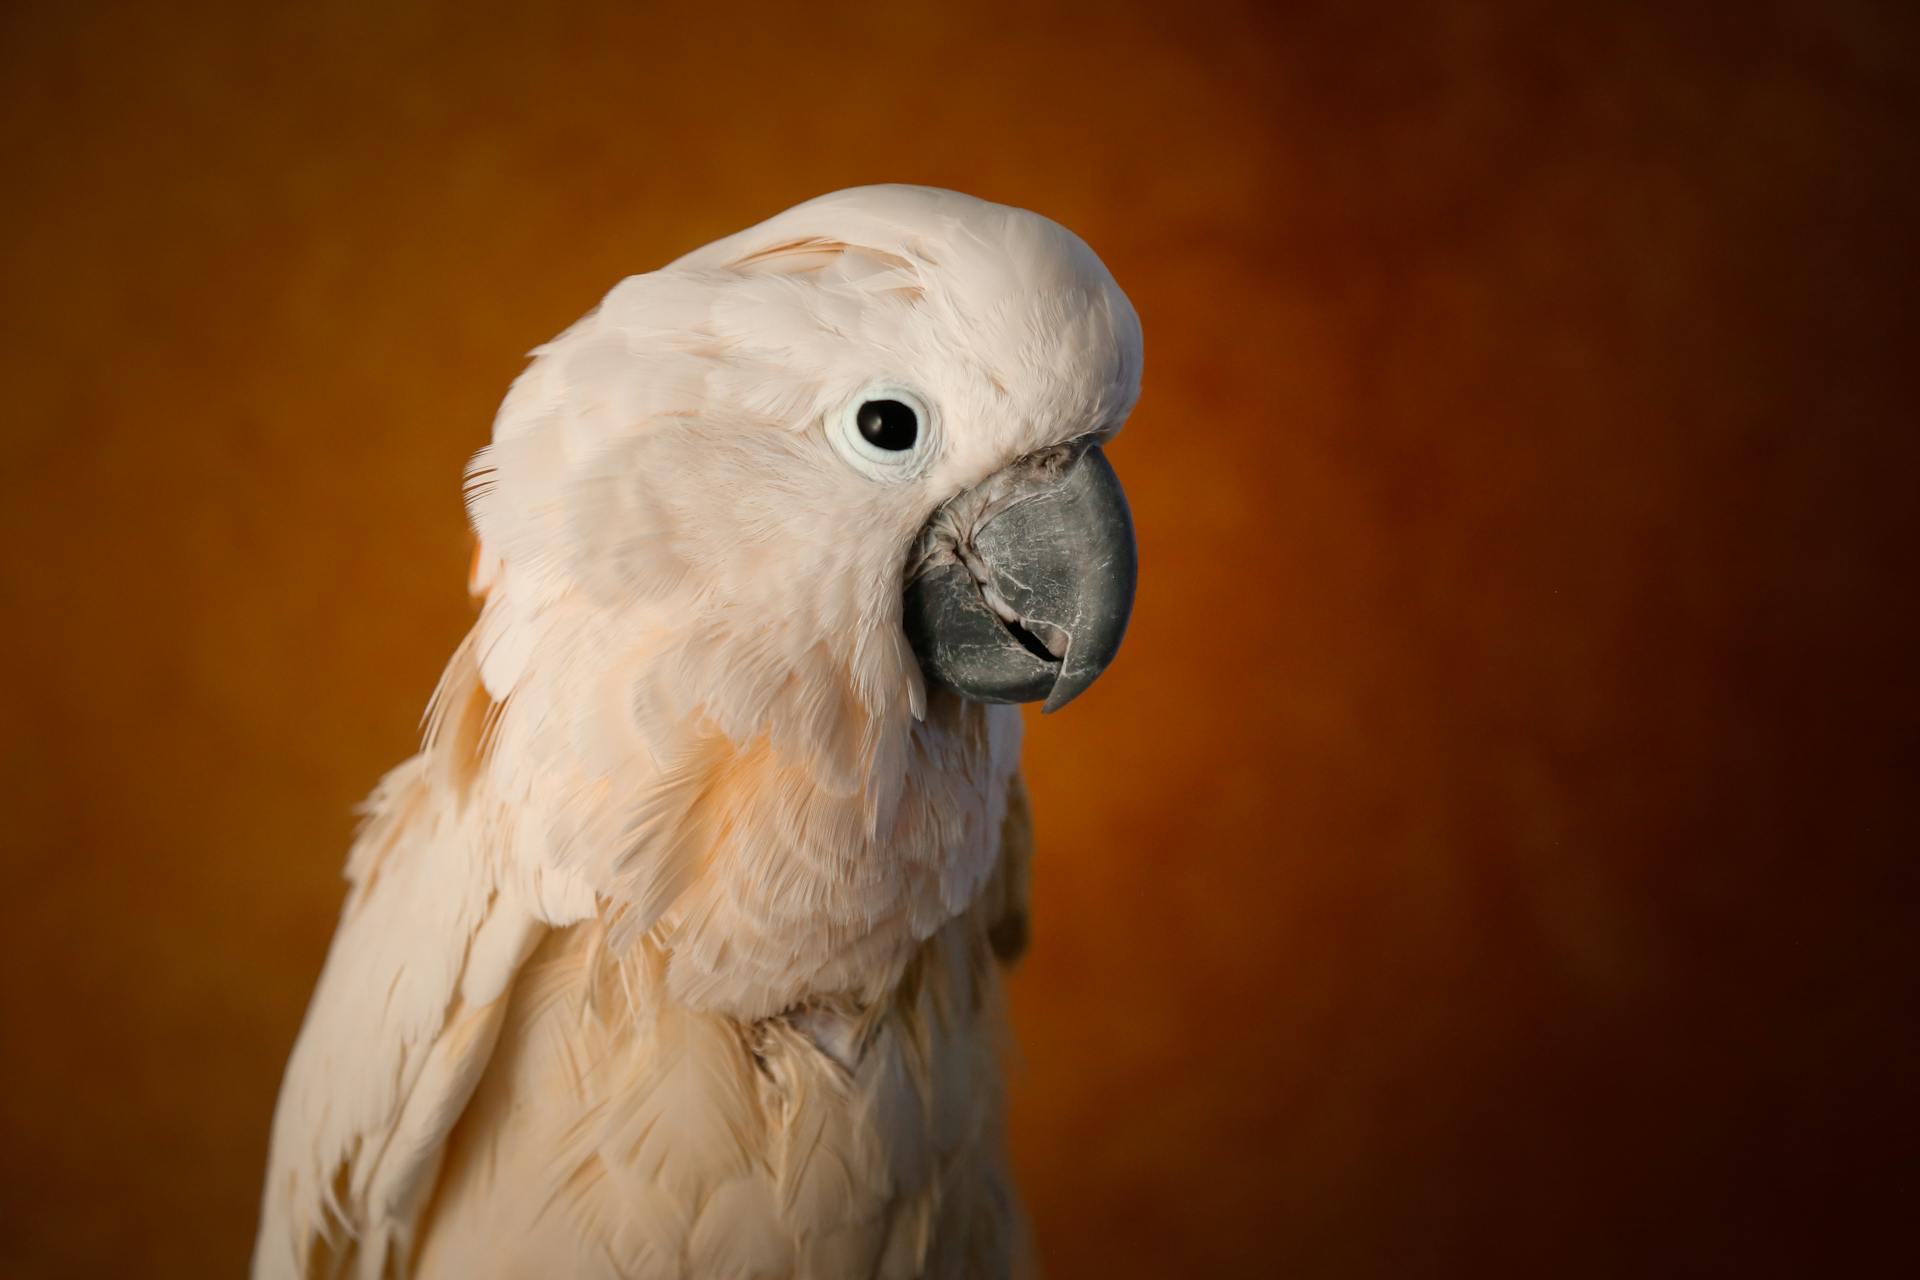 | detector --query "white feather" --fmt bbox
[255,185,1138,1278]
